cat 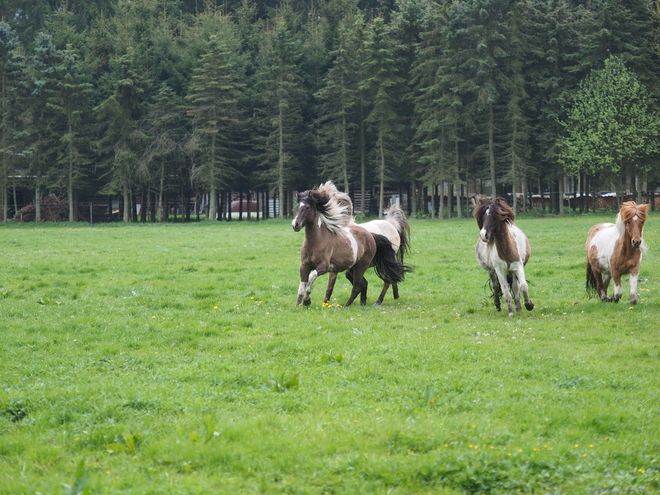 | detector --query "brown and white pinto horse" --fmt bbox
[586,201,649,305]
[316,181,412,305]
[292,187,406,307]
[473,197,534,318]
